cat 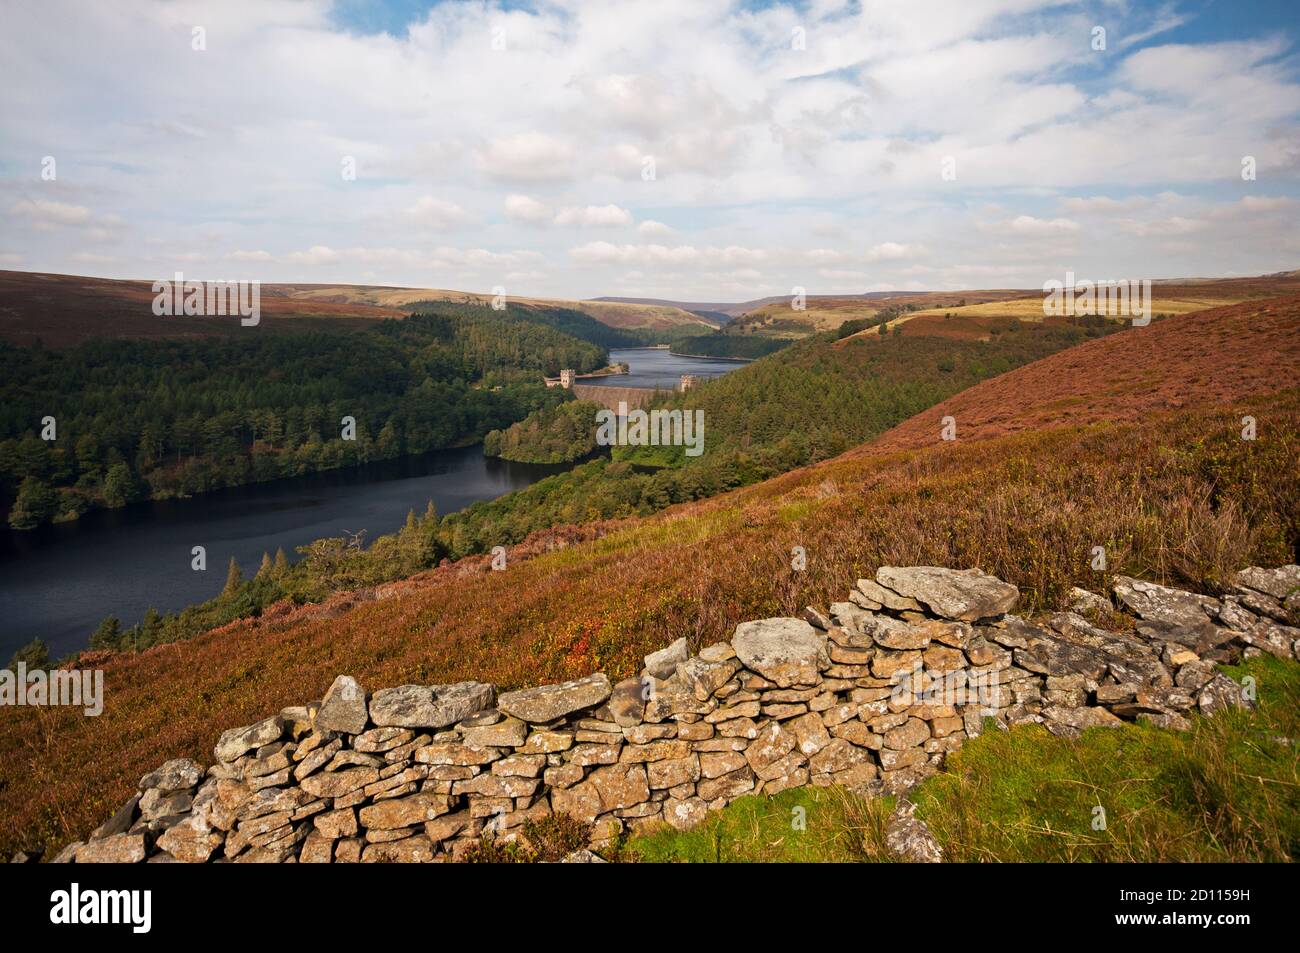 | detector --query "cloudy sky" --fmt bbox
[2,0,1298,301]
